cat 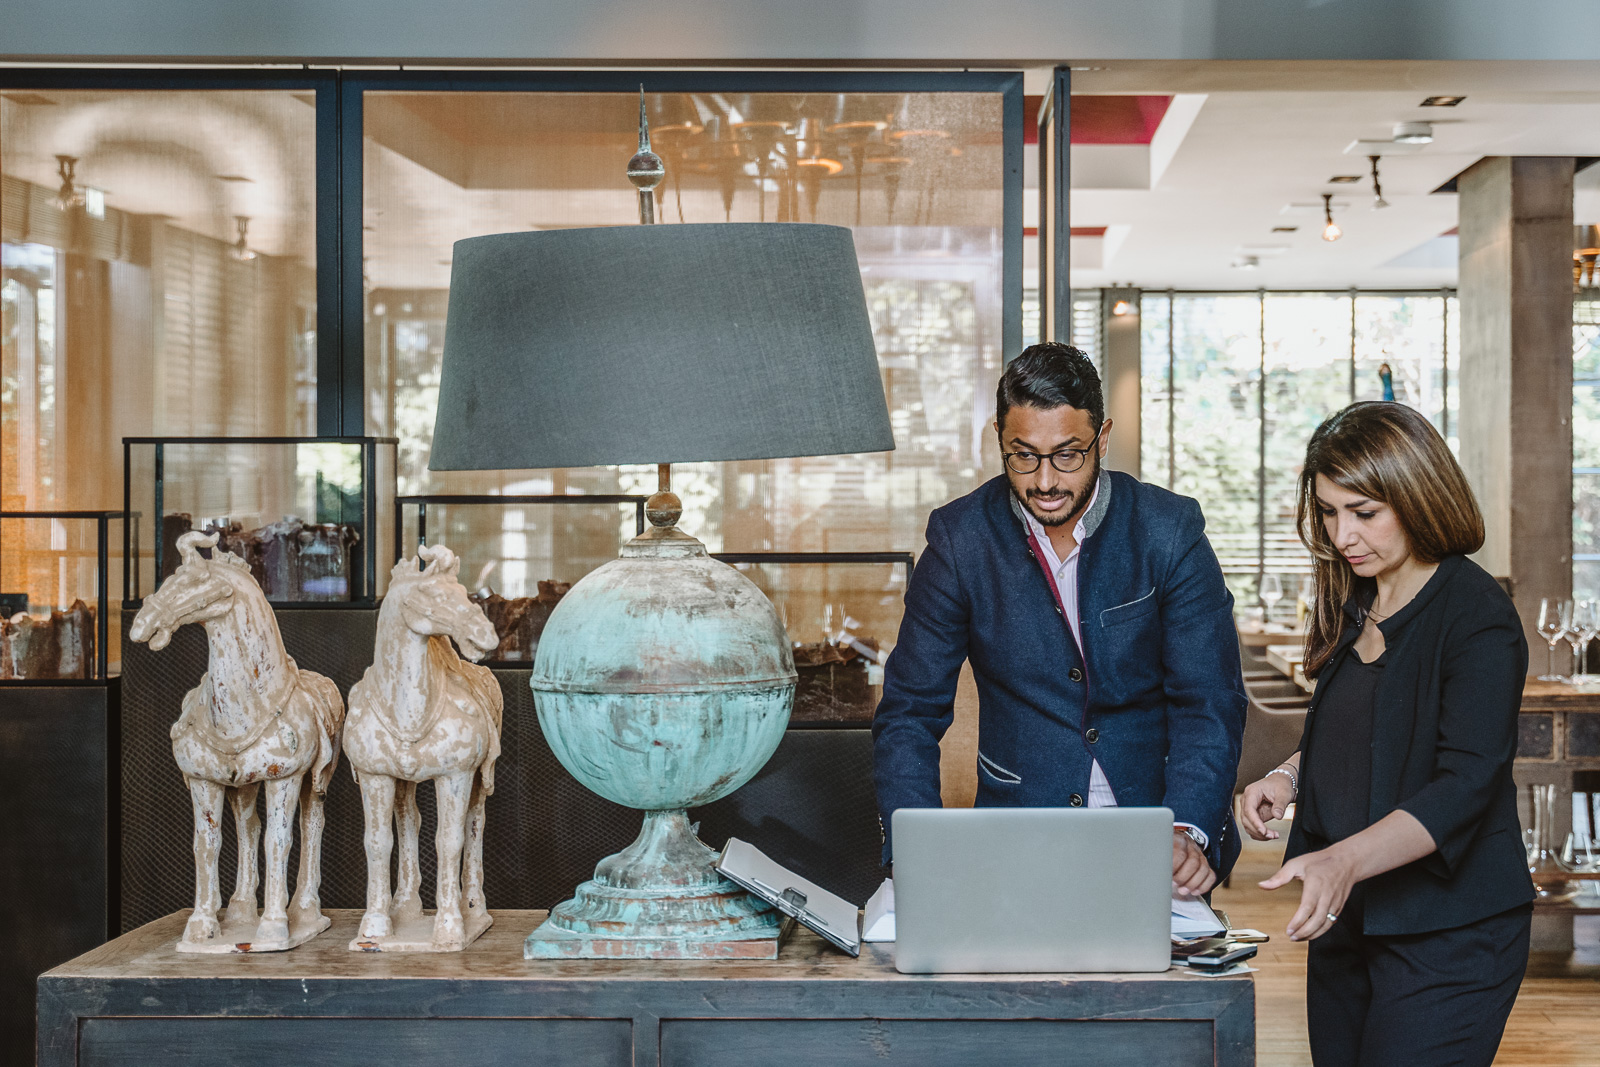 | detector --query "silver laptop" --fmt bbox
[892,806,1174,974]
